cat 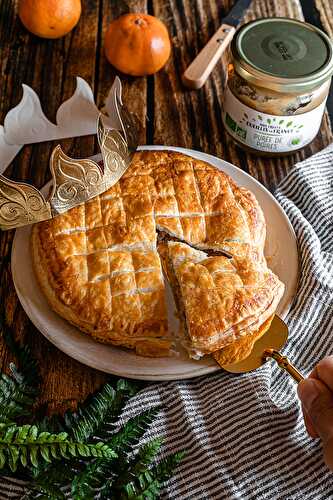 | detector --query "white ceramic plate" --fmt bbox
[11,146,298,381]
